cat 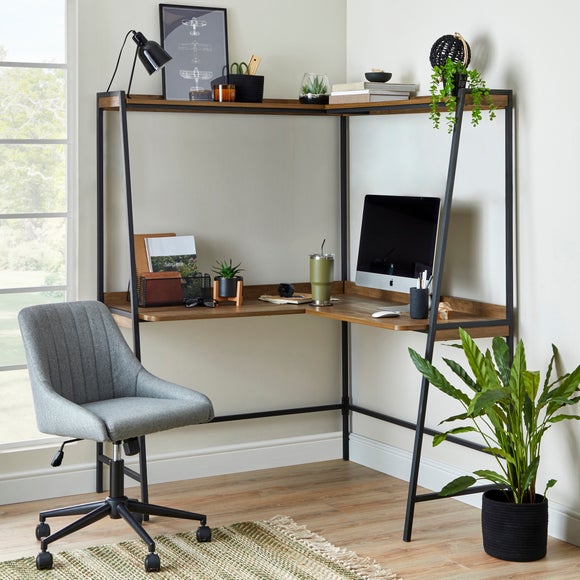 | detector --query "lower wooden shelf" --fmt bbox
[104,281,508,340]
